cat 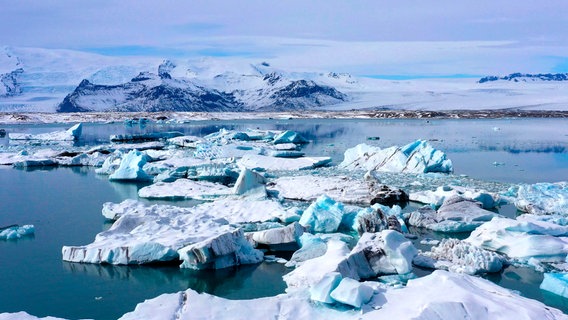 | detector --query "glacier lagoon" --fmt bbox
[0,117,567,319]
